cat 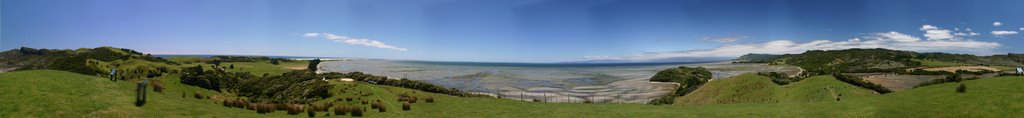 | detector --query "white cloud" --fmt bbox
[701,36,746,43]
[993,22,1002,26]
[920,25,955,40]
[584,31,1002,62]
[991,30,1019,36]
[302,33,320,37]
[302,33,409,51]
[953,32,979,36]
[1019,27,1023,30]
